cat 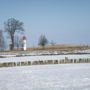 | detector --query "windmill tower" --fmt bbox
[22,36,27,51]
